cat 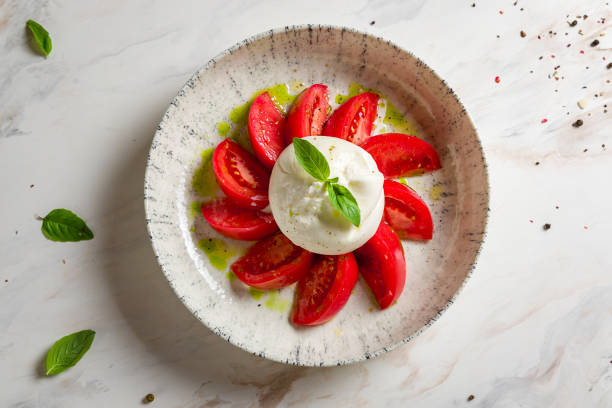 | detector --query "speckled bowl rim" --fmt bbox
[144,24,490,367]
